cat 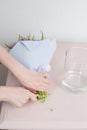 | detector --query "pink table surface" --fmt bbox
[1,43,87,129]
